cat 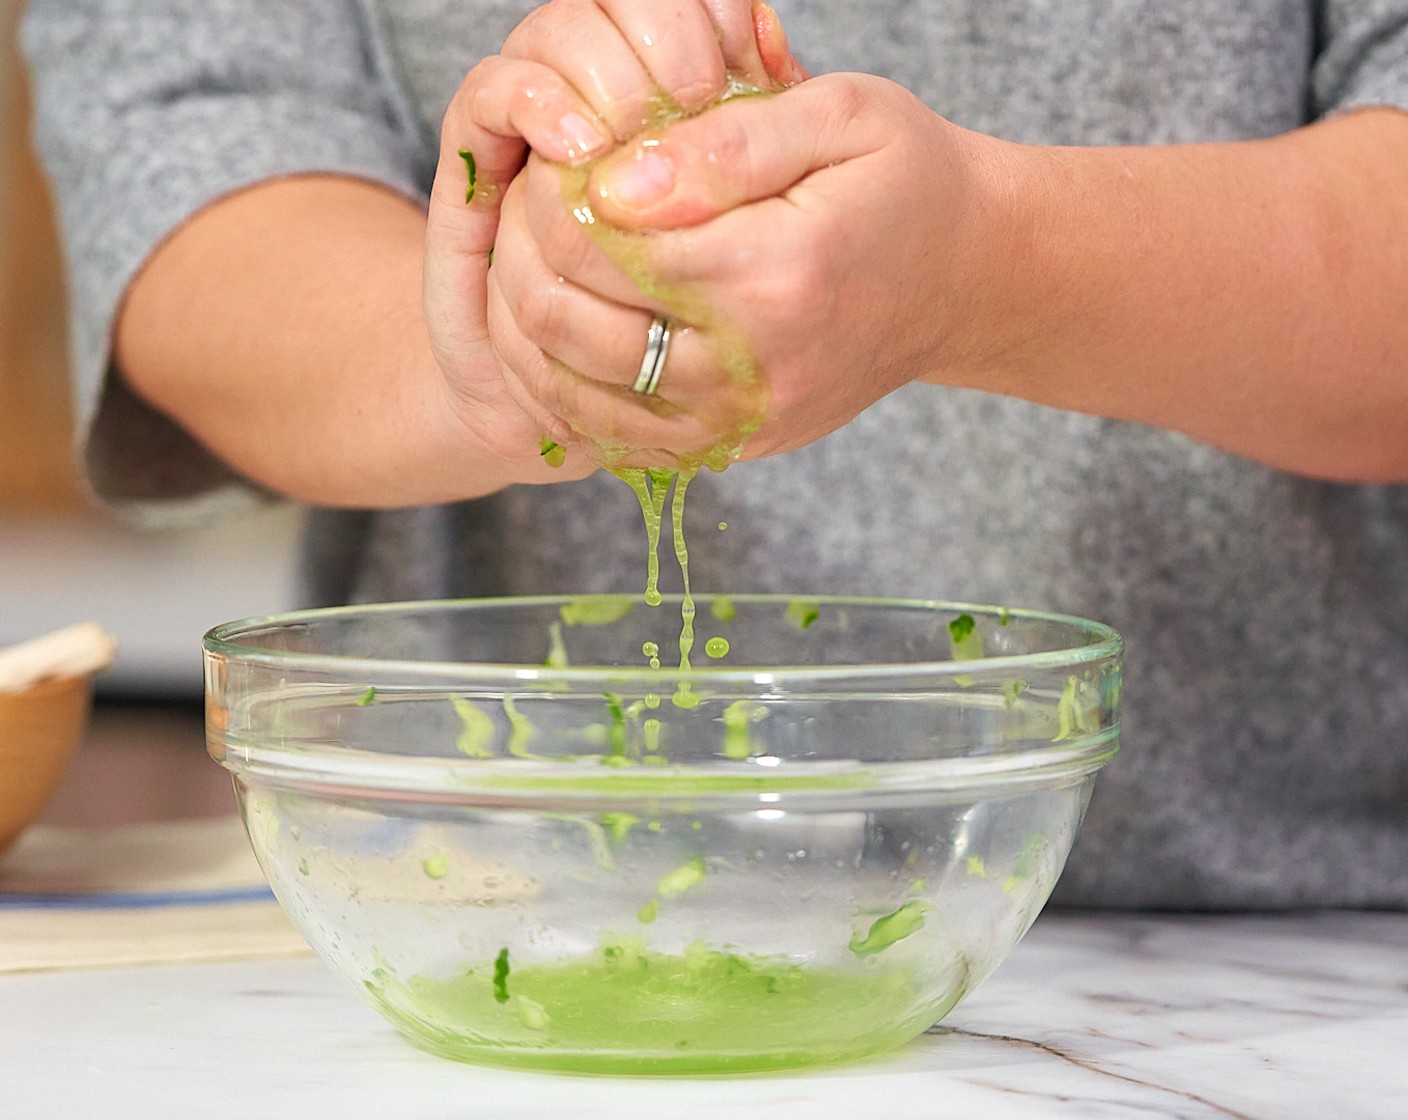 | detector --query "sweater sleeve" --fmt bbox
[21,0,431,525]
[1313,1,1408,117]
